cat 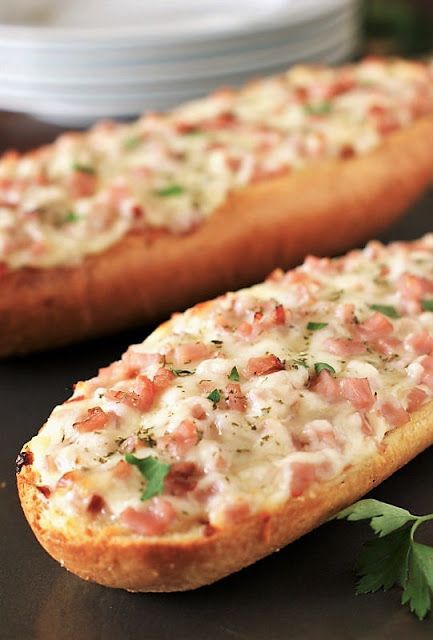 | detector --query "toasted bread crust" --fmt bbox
[2,114,433,357]
[17,399,433,592]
